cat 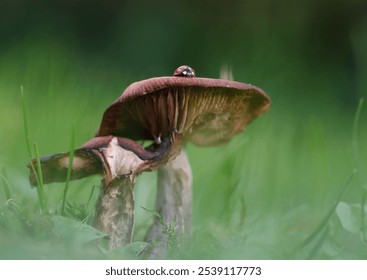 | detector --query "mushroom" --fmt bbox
[27,65,270,255]
[27,132,180,248]
[95,65,271,256]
